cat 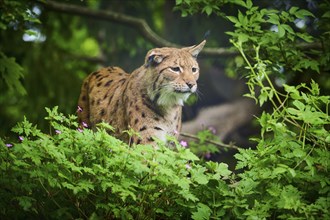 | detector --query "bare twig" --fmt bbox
[180,132,241,151]
[35,0,237,57]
